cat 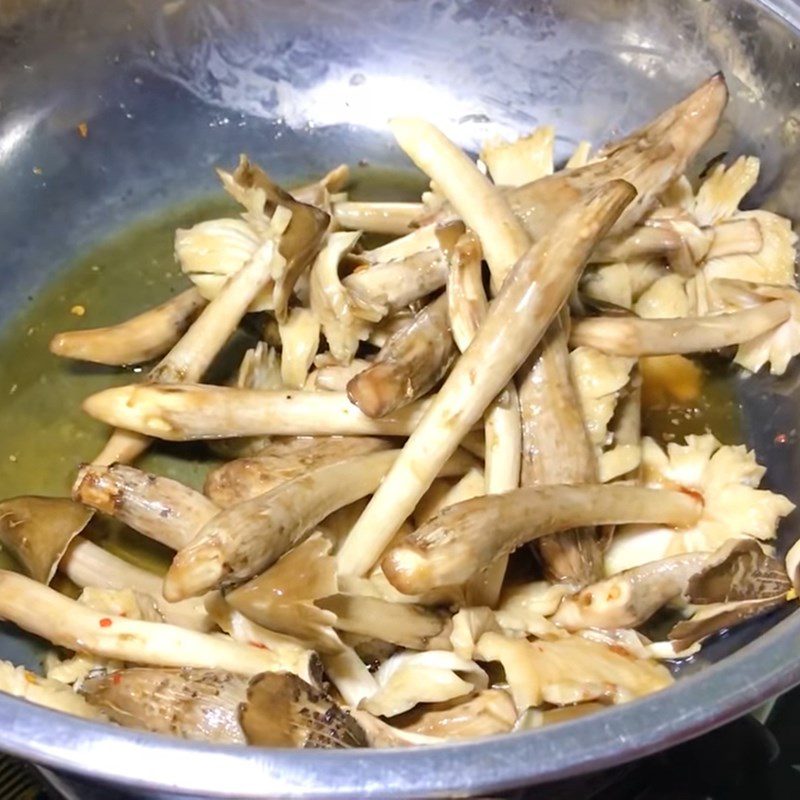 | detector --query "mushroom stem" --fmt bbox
[551,552,709,630]
[82,386,443,440]
[332,201,424,234]
[337,180,636,578]
[72,464,219,550]
[390,118,529,287]
[0,570,299,676]
[164,447,475,600]
[517,312,602,586]
[569,301,790,357]
[49,288,207,366]
[60,539,210,631]
[347,293,457,417]
[382,485,701,593]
